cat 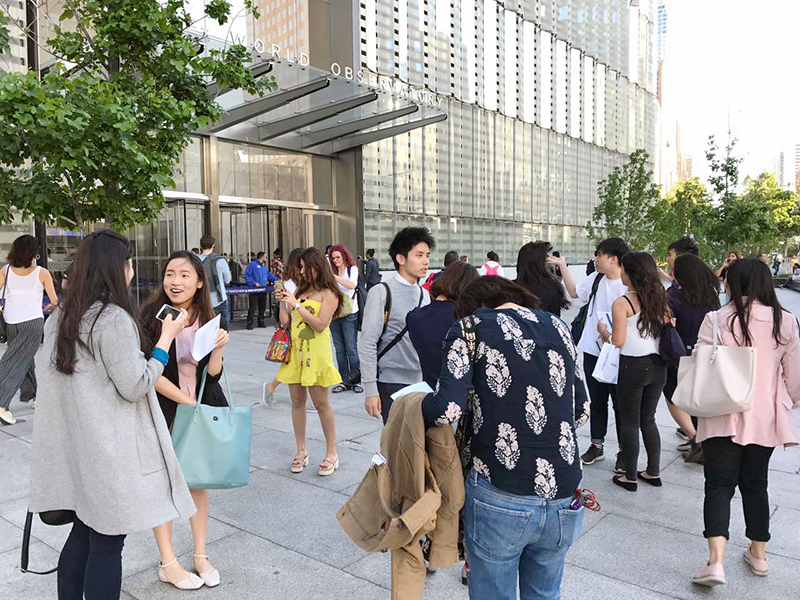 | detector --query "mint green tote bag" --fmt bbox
[172,367,255,489]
